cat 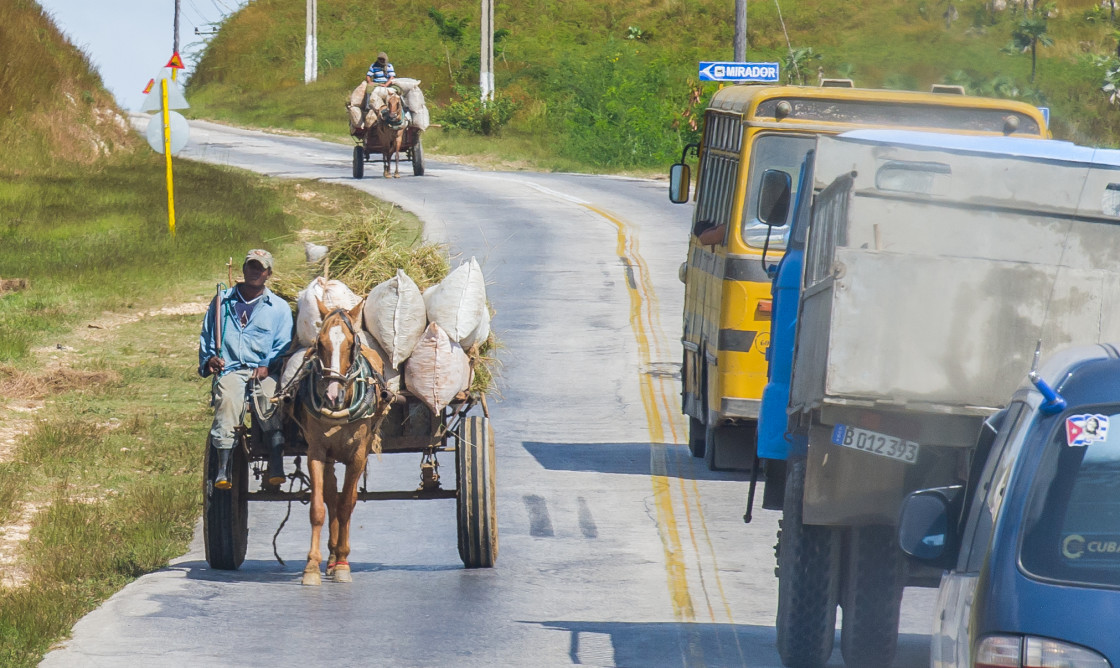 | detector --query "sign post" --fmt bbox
[699,61,780,83]
[142,58,189,237]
